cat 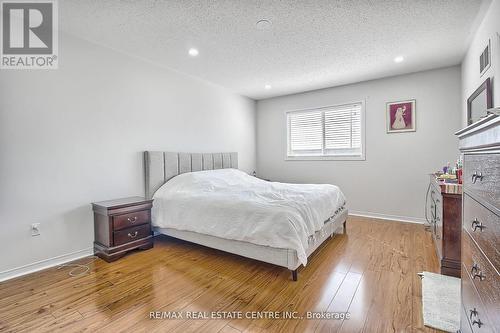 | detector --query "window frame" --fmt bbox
[284,101,366,161]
